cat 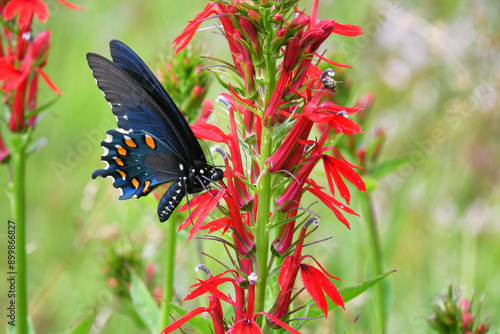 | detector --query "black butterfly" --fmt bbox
[87,40,223,222]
